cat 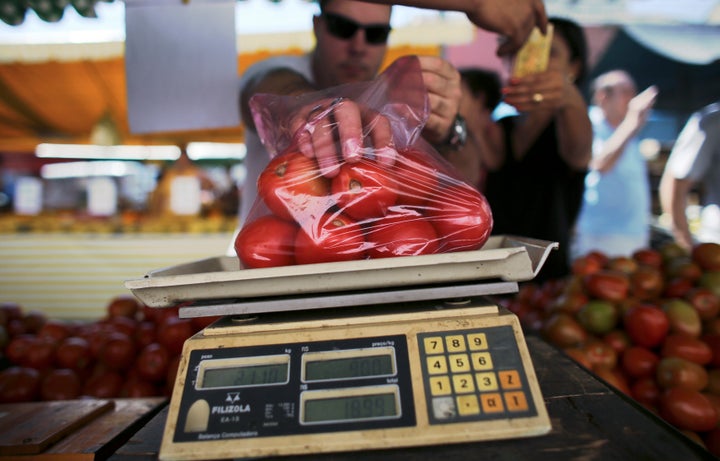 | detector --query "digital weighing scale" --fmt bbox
[125,236,557,460]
